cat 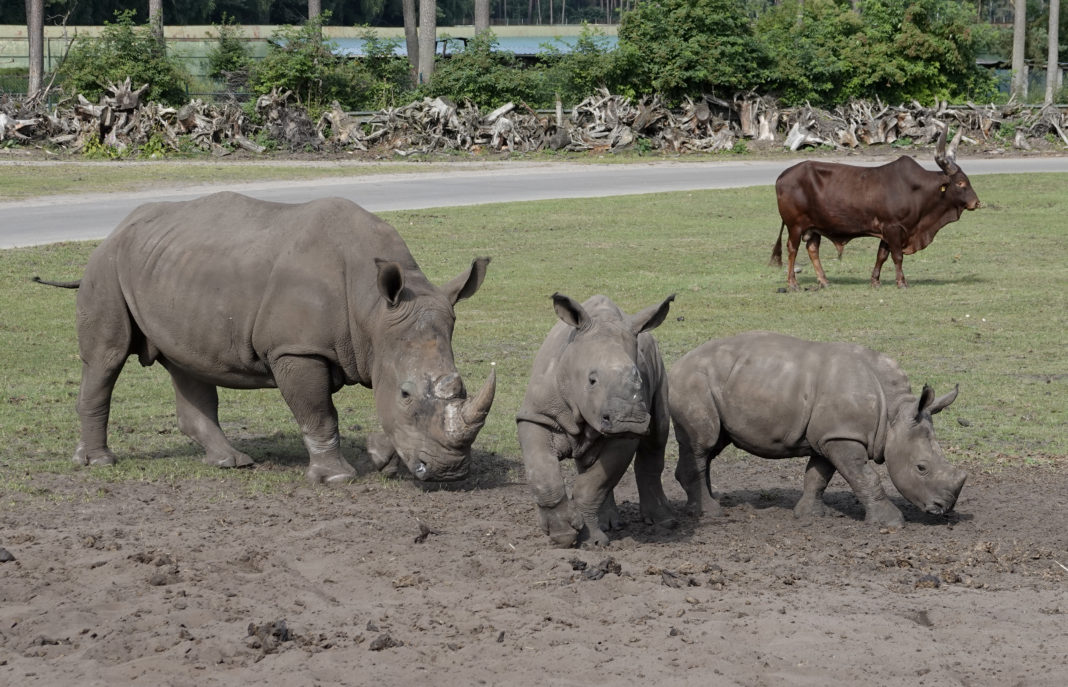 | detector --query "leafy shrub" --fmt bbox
[420,31,553,108]
[56,10,191,105]
[539,23,631,105]
[206,14,252,86]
